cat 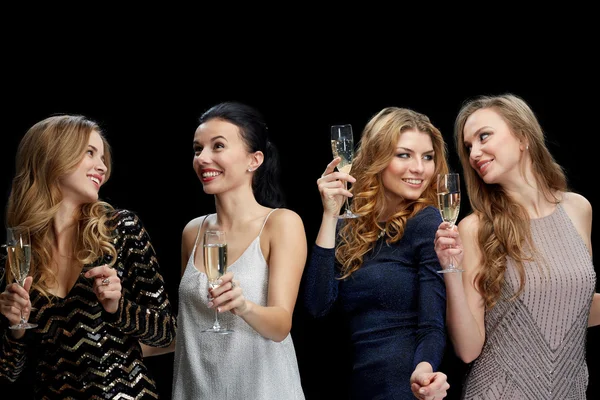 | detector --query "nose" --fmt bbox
[409,157,425,174]
[195,148,211,165]
[95,160,107,174]
[469,143,482,161]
